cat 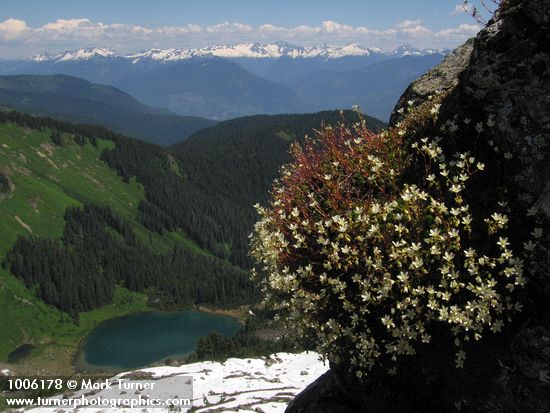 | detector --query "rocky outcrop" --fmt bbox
[0,169,14,200]
[393,0,550,220]
[436,0,550,219]
[389,38,475,126]
[485,324,550,412]
[285,371,363,413]
[287,0,550,411]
